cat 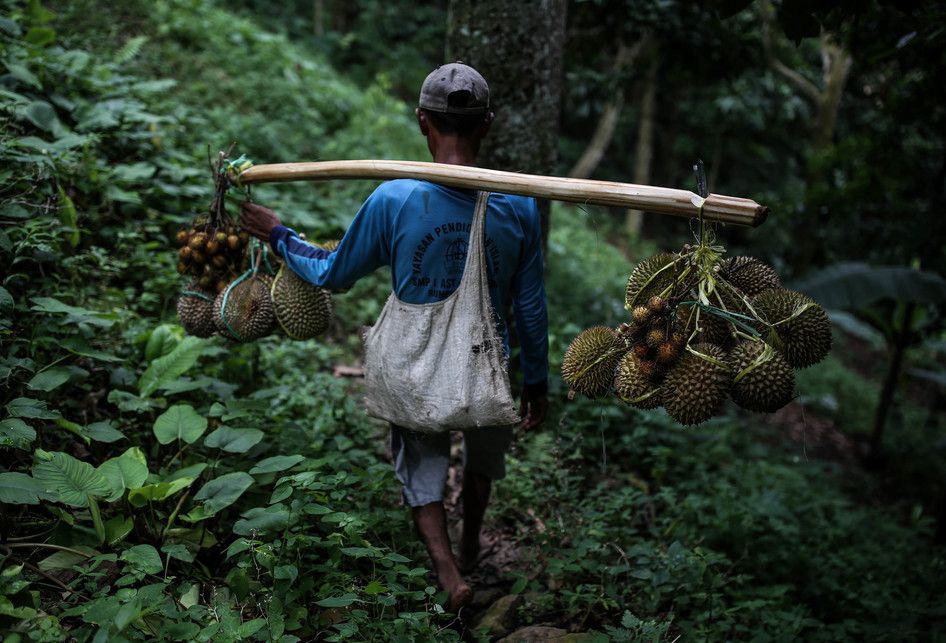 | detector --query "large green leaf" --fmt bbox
[120,544,163,575]
[190,472,254,517]
[5,397,59,420]
[138,336,205,397]
[204,427,264,453]
[792,262,946,310]
[27,366,73,392]
[97,447,149,501]
[127,477,196,507]
[32,450,110,507]
[84,420,125,443]
[249,455,305,475]
[233,505,291,536]
[0,472,45,504]
[144,324,182,362]
[0,418,36,450]
[153,404,207,445]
